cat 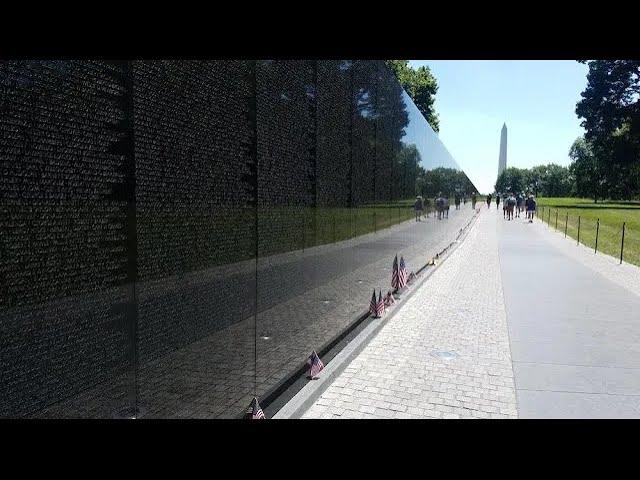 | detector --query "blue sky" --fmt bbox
[409,60,590,194]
